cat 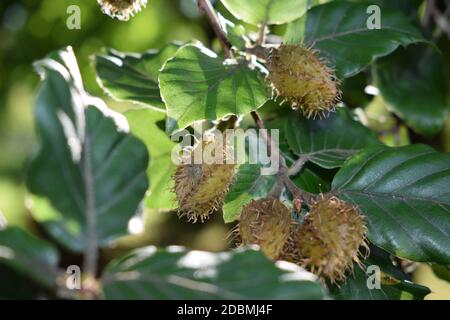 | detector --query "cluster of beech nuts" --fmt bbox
[268,44,341,118]
[240,197,368,283]
[171,43,366,283]
[175,148,368,283]
[173,137,368,283]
